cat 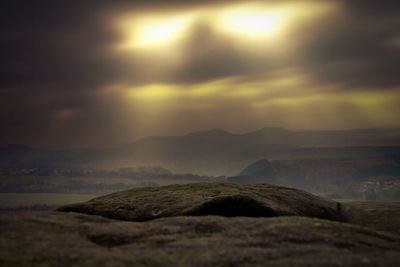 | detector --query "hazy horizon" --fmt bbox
[2,125,400,150]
